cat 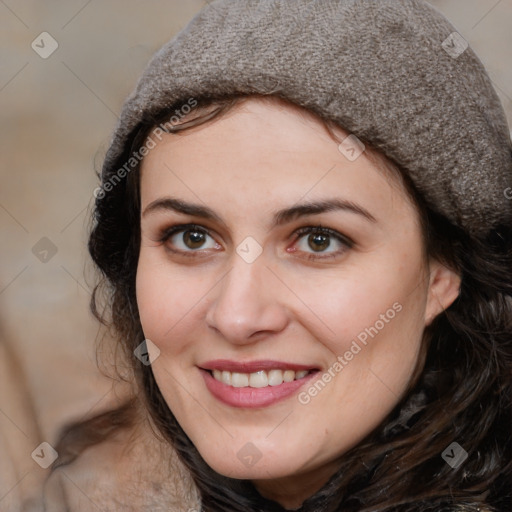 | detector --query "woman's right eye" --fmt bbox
[159,224,220,256]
